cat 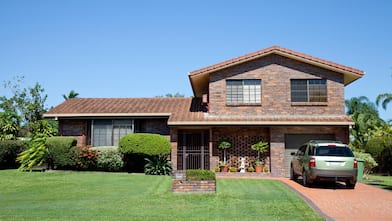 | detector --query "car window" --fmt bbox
[315,145,354,157]
[298,145,307,156]
[308,145,315,155]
